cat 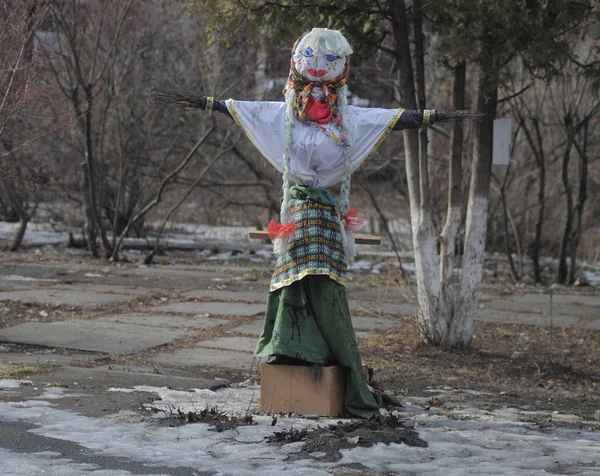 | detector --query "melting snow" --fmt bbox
[1,383,597,475]
[1,275,58,282]
[0,379,32,389]
[583,270,600,286]
[110,385,262,415]
[0,398,333,475]
[0,448,136,476]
